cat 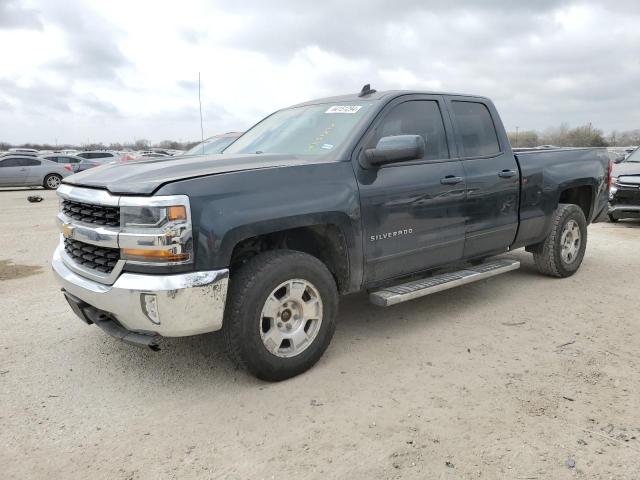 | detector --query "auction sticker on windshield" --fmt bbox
[325,105,363,114]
